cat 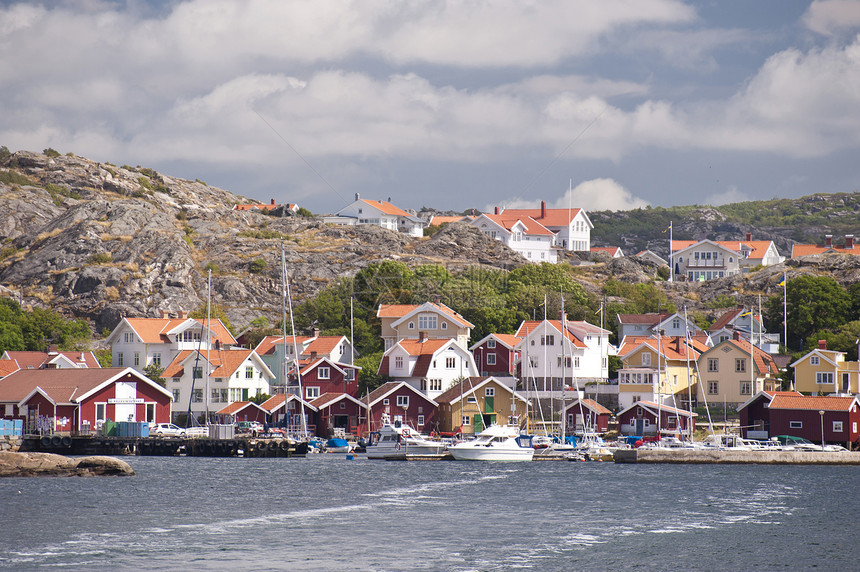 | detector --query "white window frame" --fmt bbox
[833,421,844,432]
[485,387,495,397]
[486,354,496,365]
[816,372,834,384]
[305,386,320,399]
[396,395,409,408]
[810,356,820,365]
[487,339,496,349]
[318,367,330,380]
[789,421,802,429]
